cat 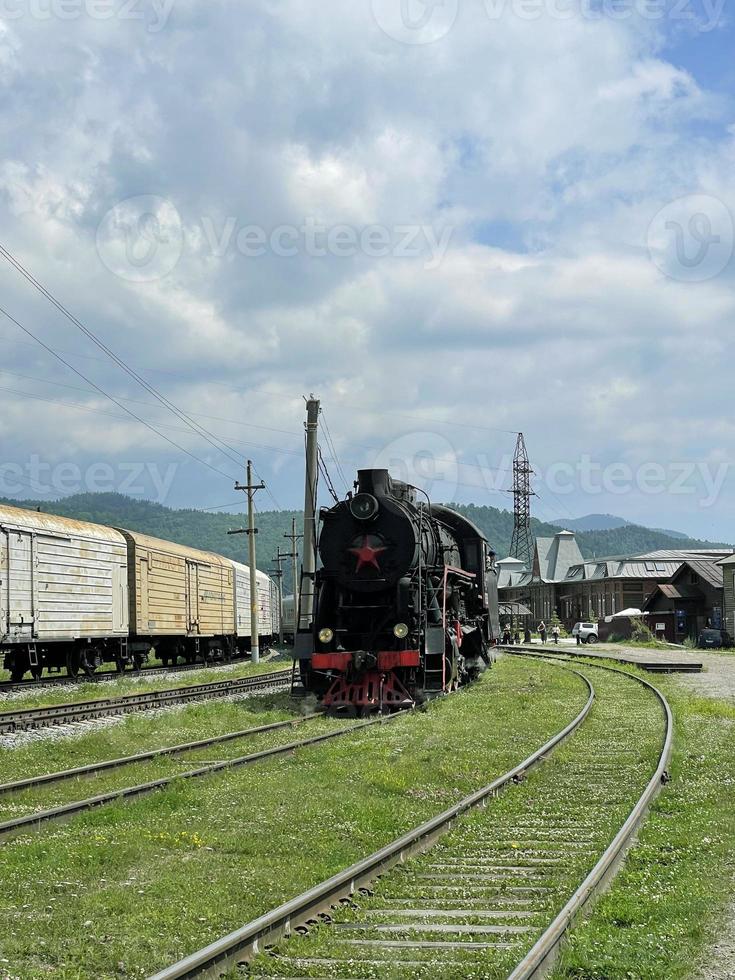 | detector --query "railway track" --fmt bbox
[149,657,671,980]
[0,668,291,734]
[0,711,404,840]
[0,653,266,694]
